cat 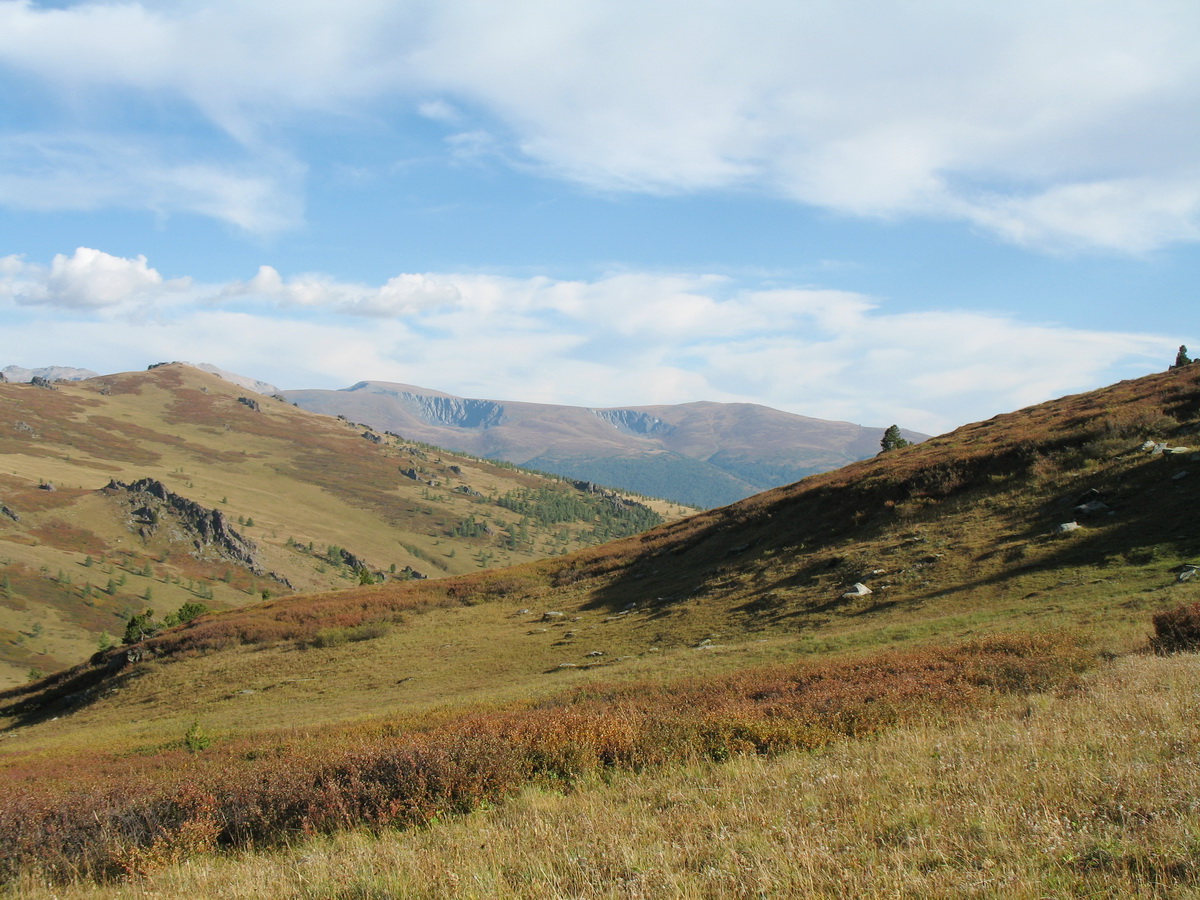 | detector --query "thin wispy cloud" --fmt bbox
[0,1,1196,250]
